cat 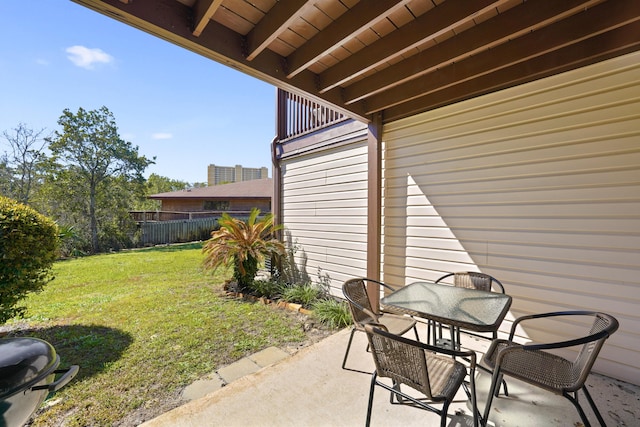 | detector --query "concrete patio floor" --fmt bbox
[141,328,639,427]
